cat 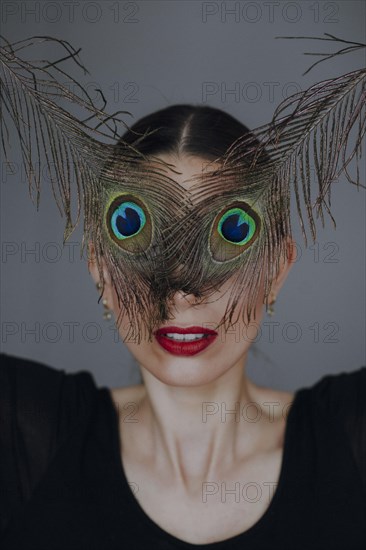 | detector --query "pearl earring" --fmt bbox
[96,282,112,321]
[267,294,277,317]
